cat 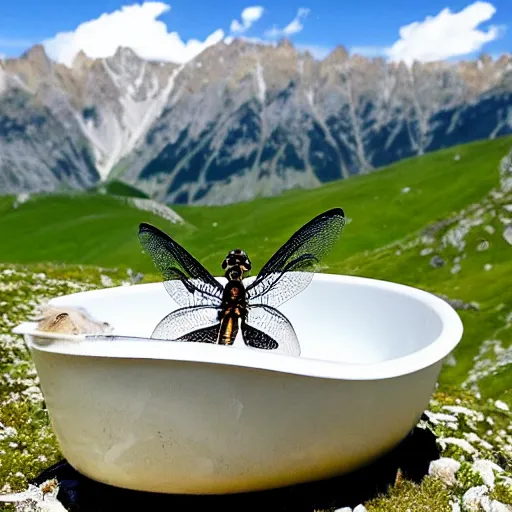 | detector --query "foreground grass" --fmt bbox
[0,263,511,511]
